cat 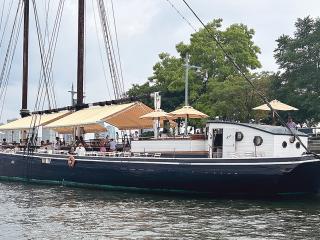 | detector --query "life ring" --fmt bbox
[68,155,76,168]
